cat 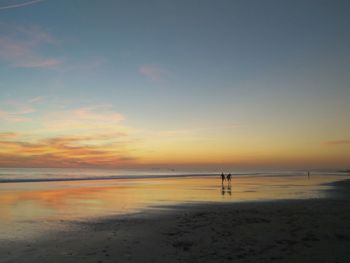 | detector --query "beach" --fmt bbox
[1,176,350,263]
[2,1,349,262]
